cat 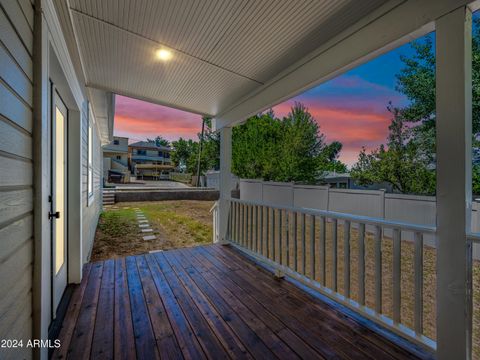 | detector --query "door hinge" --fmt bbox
[48,211,60,220]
